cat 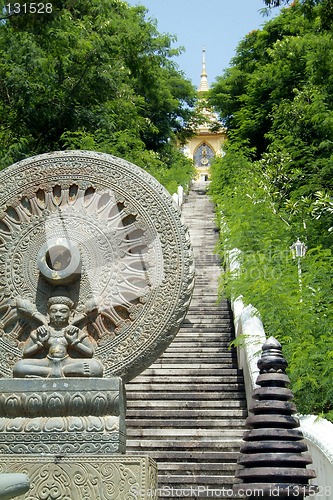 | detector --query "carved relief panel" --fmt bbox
[0,151,194,381]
